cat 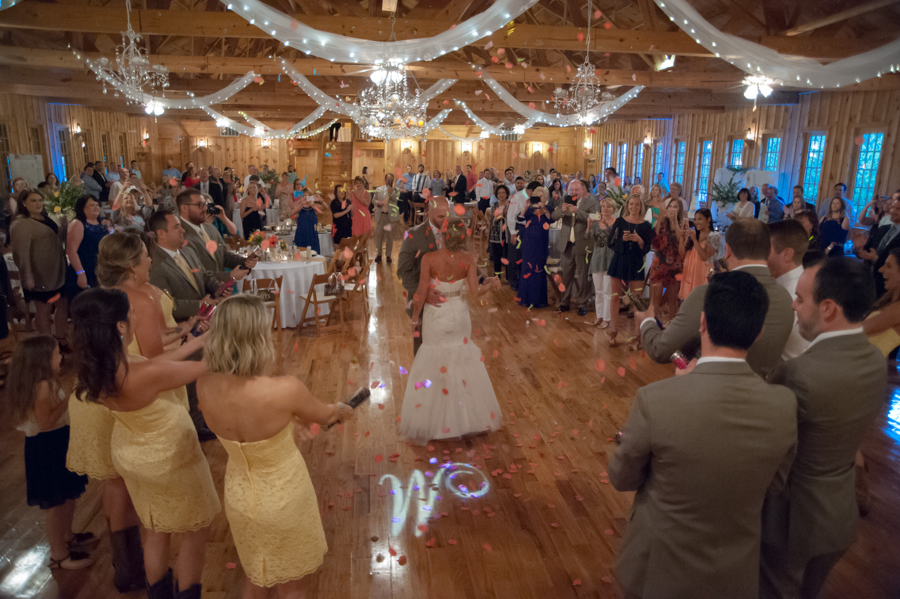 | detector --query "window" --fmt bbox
[101,133,111,164]
[633,143,644,181]
[617,142,627,176]
[763,136,781,171]
[57,127,72,179]
[81,129,91,166]
[672,141,686,184]
[695,140,713,205]
[852,132,885,211]
[802,133,826,200]
[652,141,663,182]
[499,132,519,141]
[29,126,44,156]
[118,133,127,168]
[728,139,744,168]
[220,126,241,138]
[602,143,613,172]
[0,123,10,194]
